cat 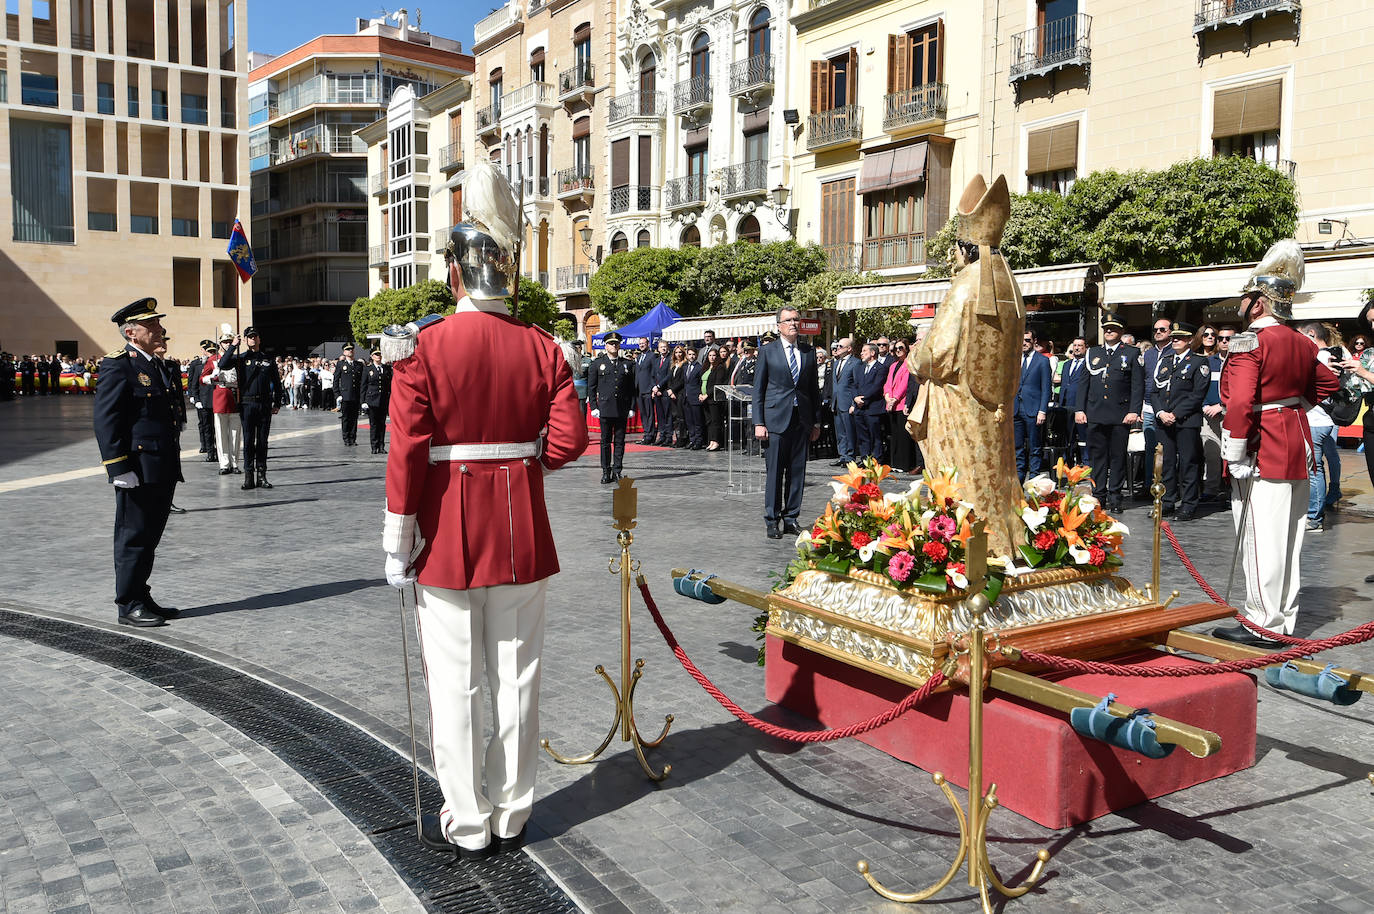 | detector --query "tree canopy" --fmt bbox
[586,246,696,326]
[349,274,560,343]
